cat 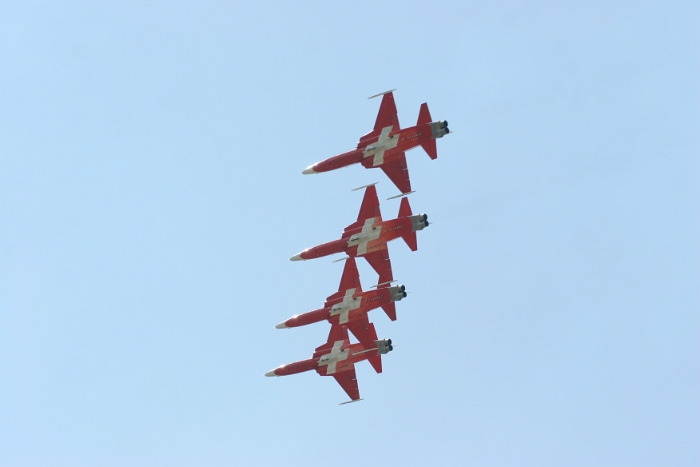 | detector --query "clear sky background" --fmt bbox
[1,2,698,466]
